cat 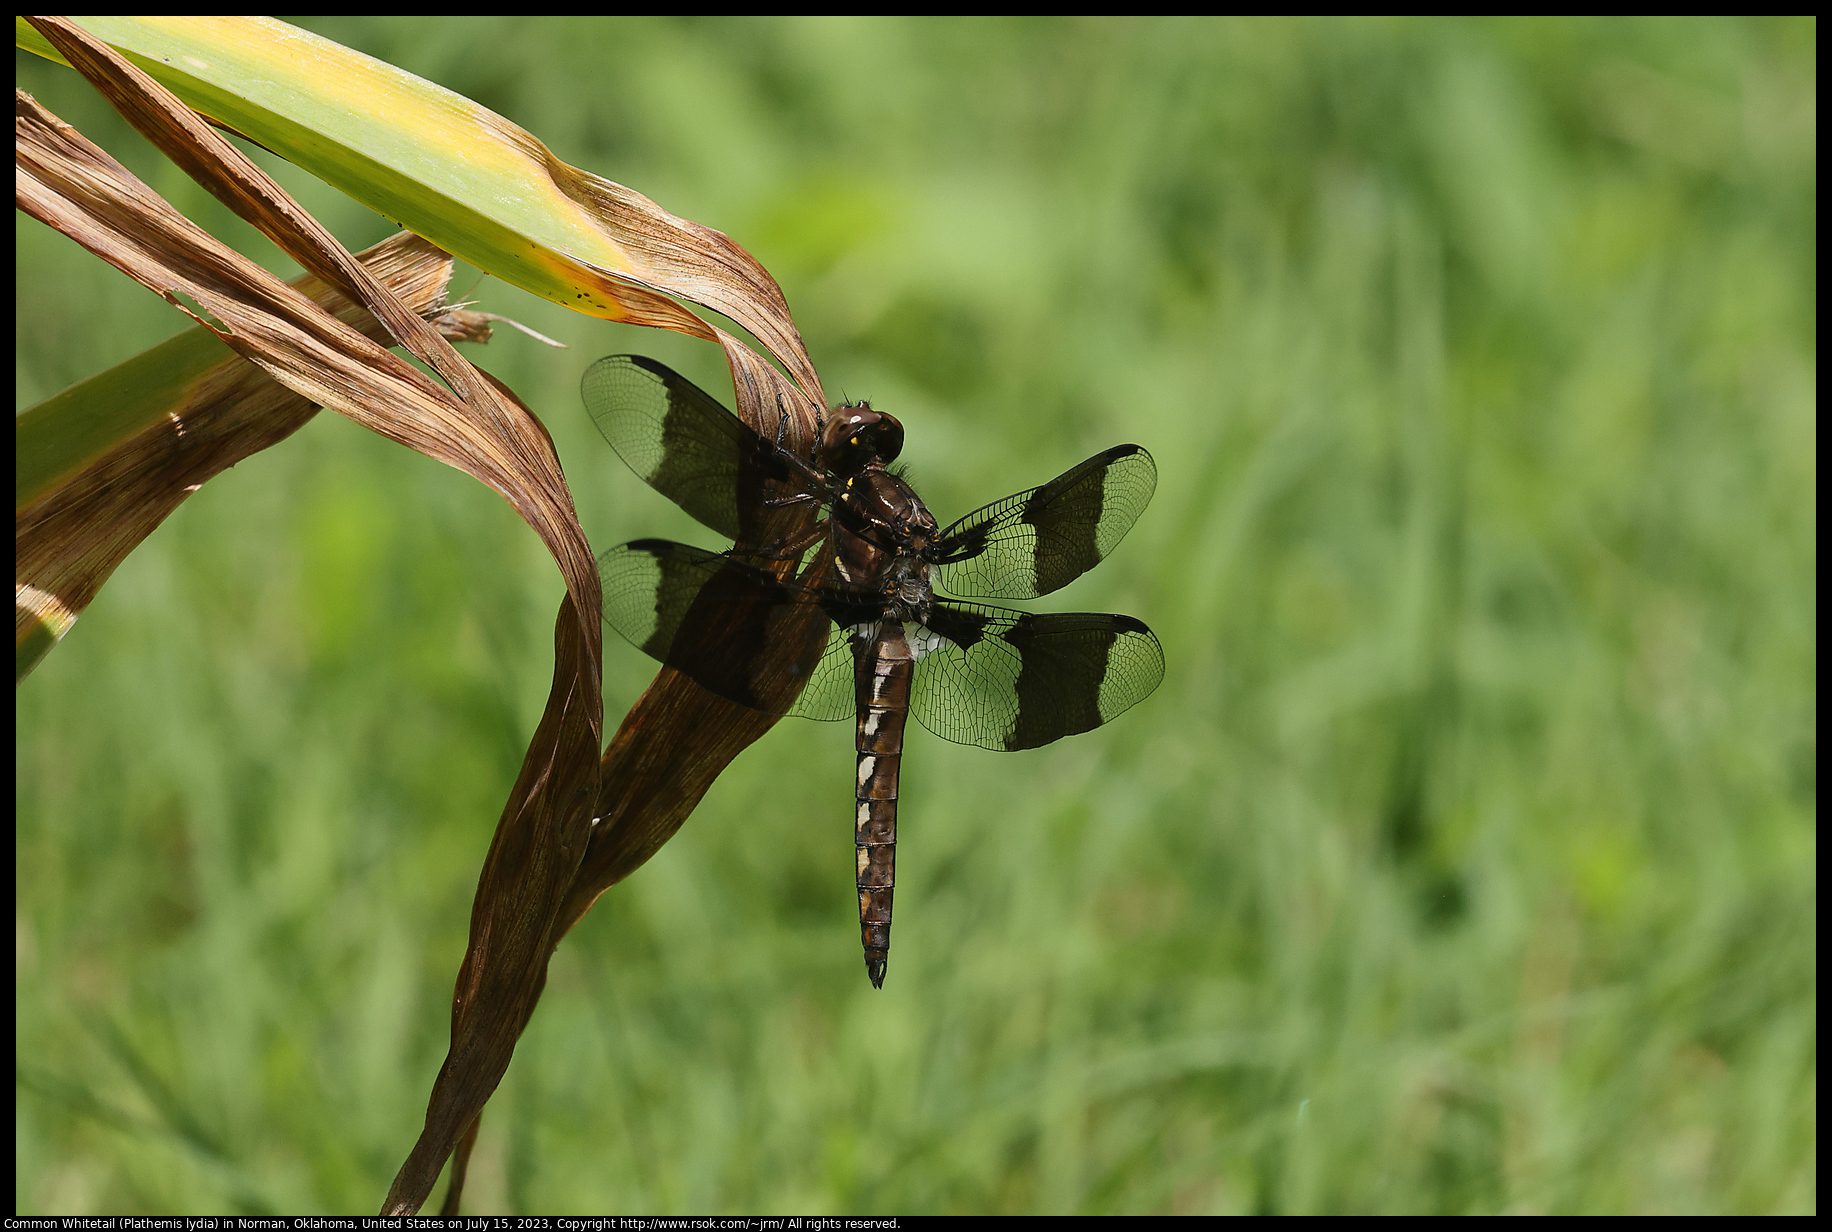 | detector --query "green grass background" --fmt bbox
[15,16,1815,1215]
